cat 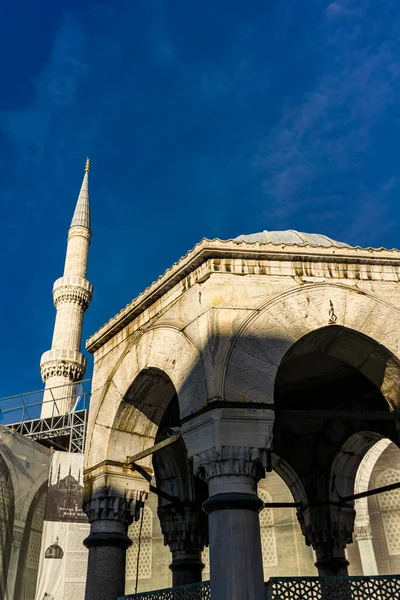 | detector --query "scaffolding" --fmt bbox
[0,379,91,453]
